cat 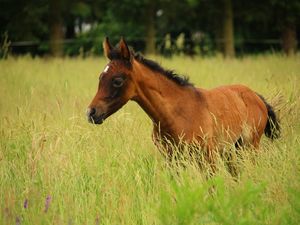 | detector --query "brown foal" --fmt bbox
[87,37,280,167]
